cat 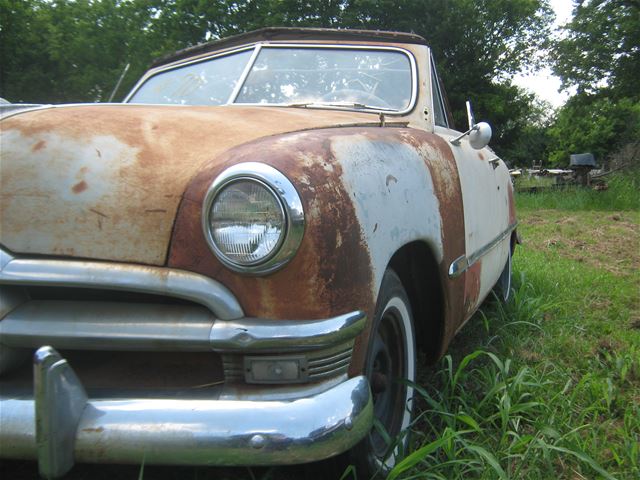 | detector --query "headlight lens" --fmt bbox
[209,180,284,265]
[202,162,305,275]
